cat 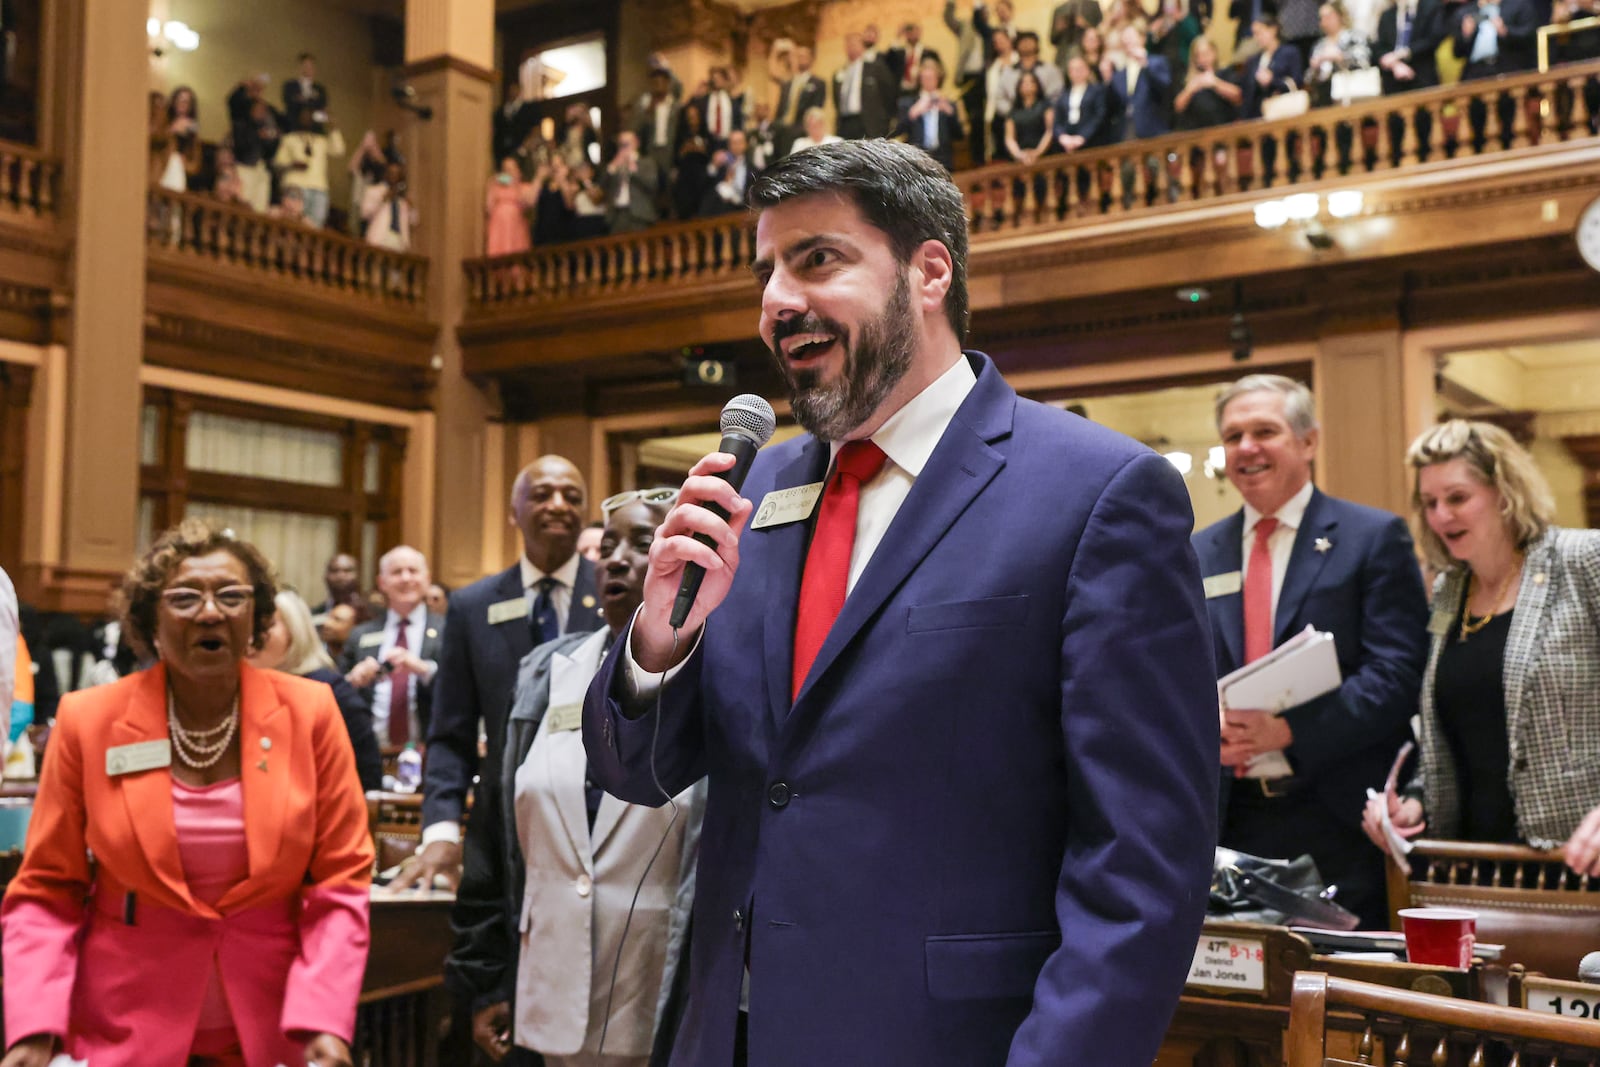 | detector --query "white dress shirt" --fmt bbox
[1240,478,1315,637]
[1066,84,1087,124]
[520,552,583,636]
[624,355,979,691]
[370,603,435,747]
[840,60,864,114]
[650,98,674,147]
